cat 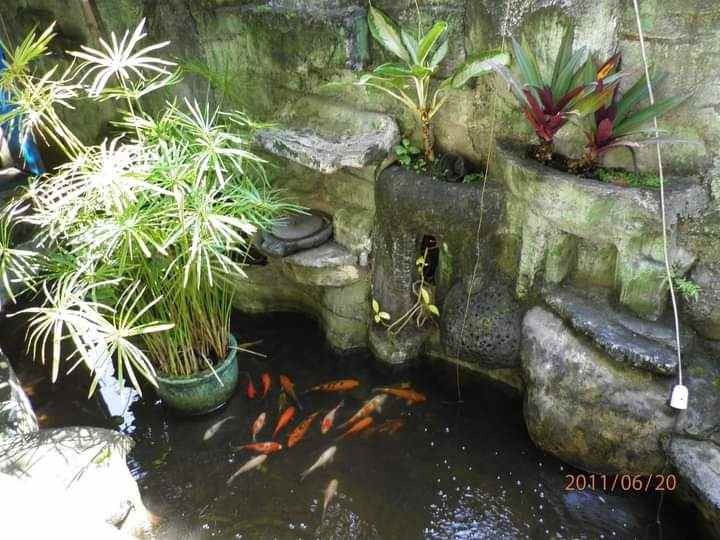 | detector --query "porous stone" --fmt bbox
[333,207,373,254]
[282,241,361,288]
[668,438,720,539]
[440,279,522,368]
[683,261,720,340]
[543,286,695,376]
[522,306,720,474]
